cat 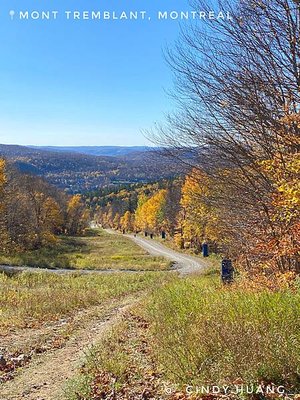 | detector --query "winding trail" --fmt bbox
[0,230,207,276]
[124,232,207,276]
